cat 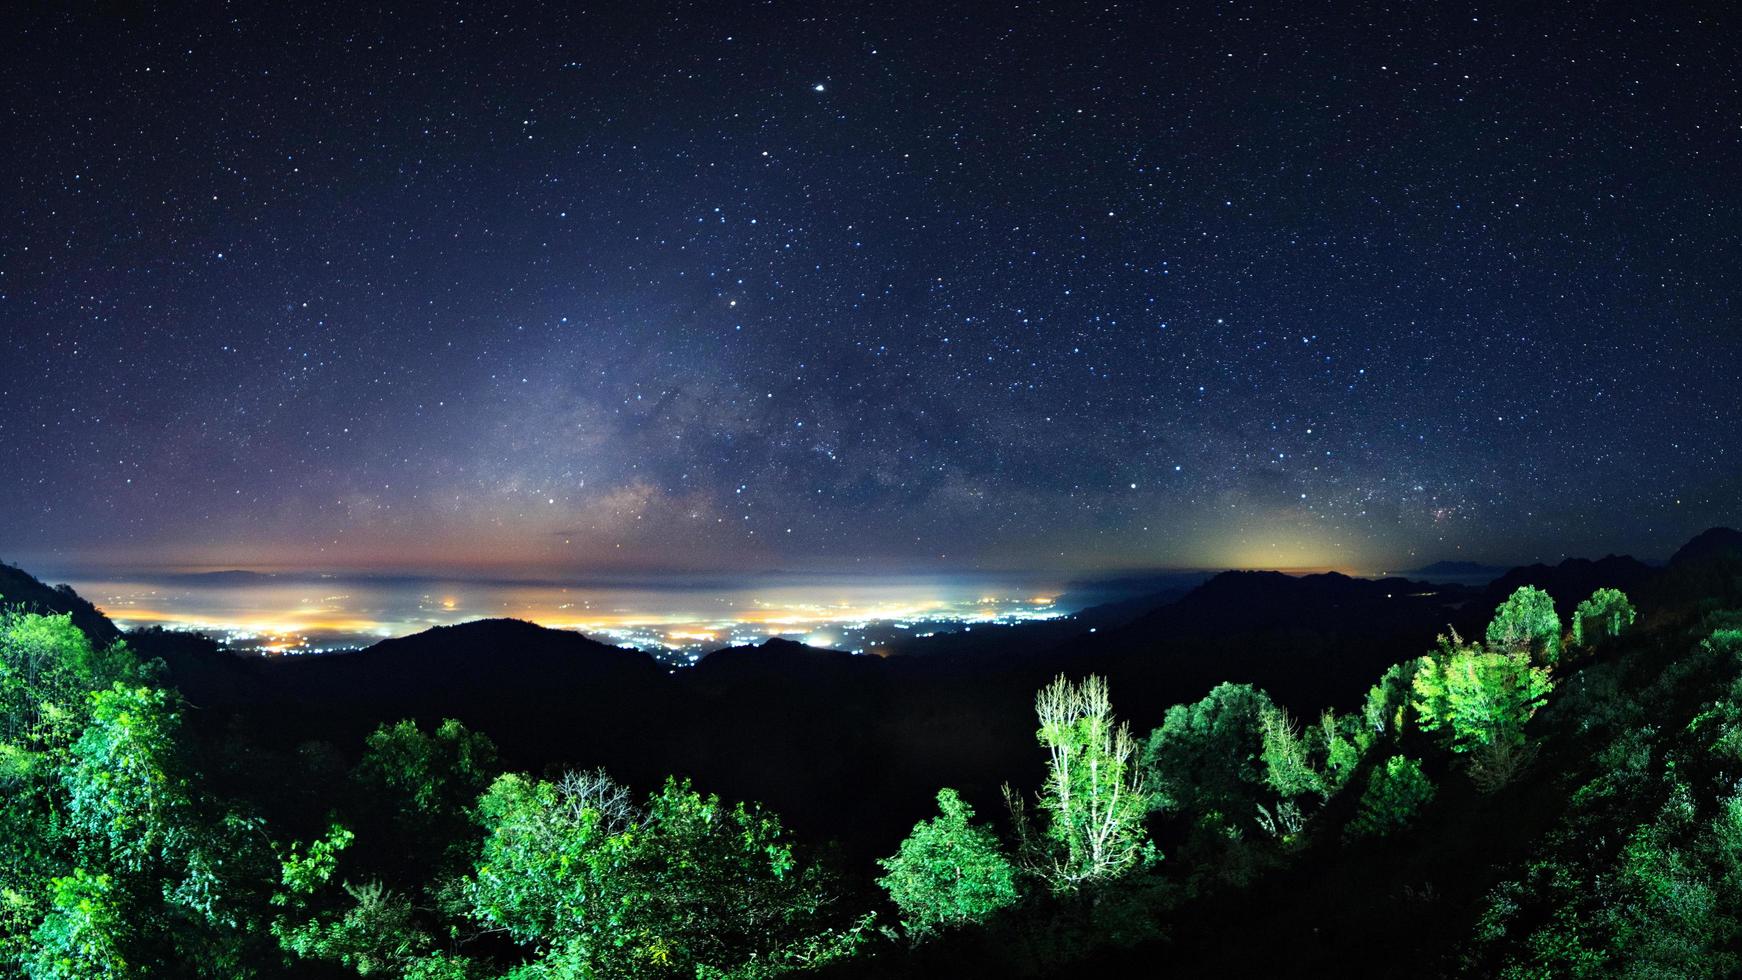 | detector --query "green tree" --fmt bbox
[273,719,499,977]
[1143,682,1273,824]
[468,770,860,978]
[1,610,136,752]
[1014,674,1153,891]
[29,869,132,979]
[0,608,274,976]
[1258,705,1322,799]
[1313,709,1364,796]
[1572,588,1637,648]
[63,685,272,973]
[352,718,499,878]
[275,879,435,977]
[1486,585,1563,664]
[63,684,194,873]
[1362,658,1422,740]
[1344,756,1435,840]
[877,788,1018,937]
[1414,640,1554,791]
